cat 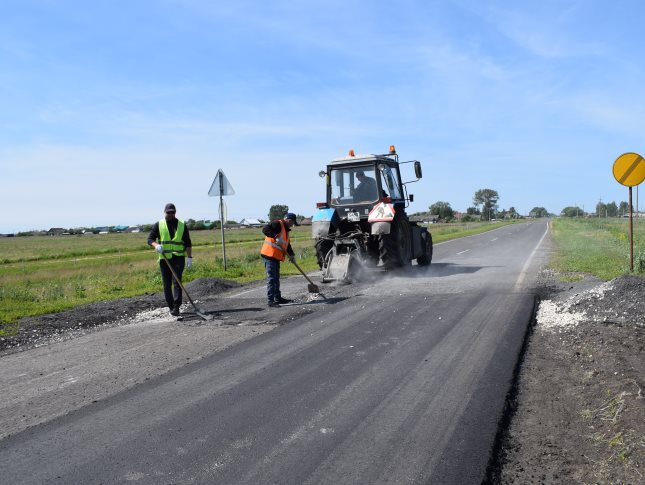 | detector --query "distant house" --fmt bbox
[239,218,264,227]
[299,217,313,226]
[128,227,142,233]
[113,225,129,232]
[409,215,439,224]
[47,228,66,236]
